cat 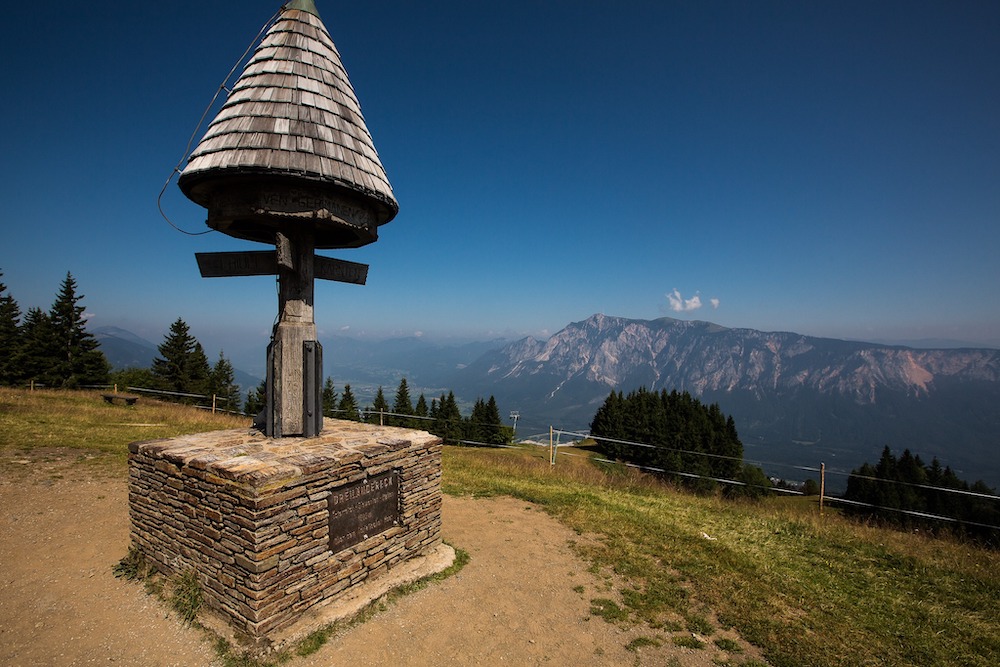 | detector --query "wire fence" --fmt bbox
[20,384,998,532]
[543,427,1000,533]
[21,382,247,416]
